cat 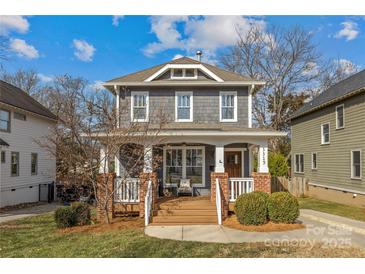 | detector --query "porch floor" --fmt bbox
[151,196,218,225]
